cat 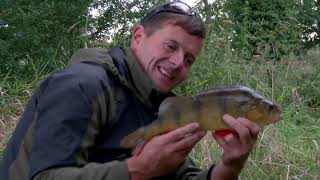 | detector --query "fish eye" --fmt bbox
[268,104,274,110]
[267,104,274,111]
[263,101,274,109]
